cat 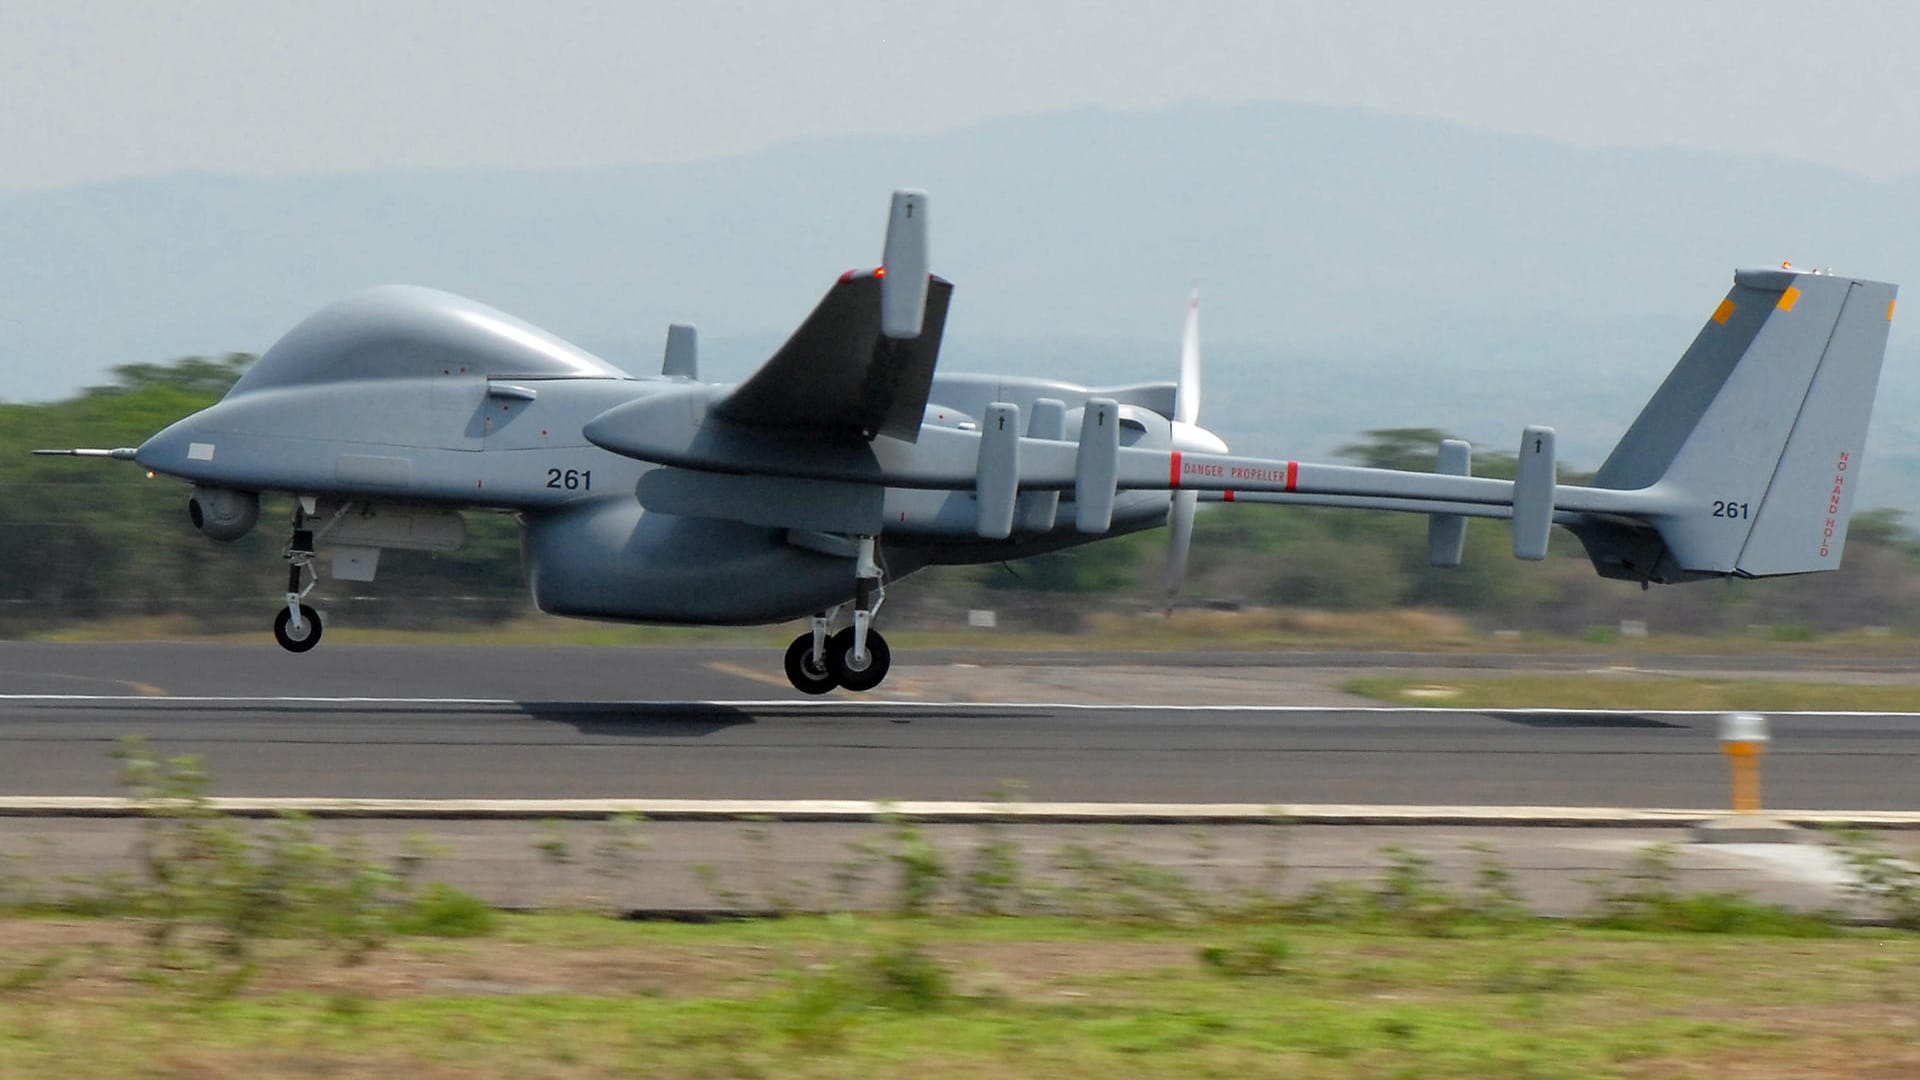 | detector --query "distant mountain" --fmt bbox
[5,101,1918,507]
